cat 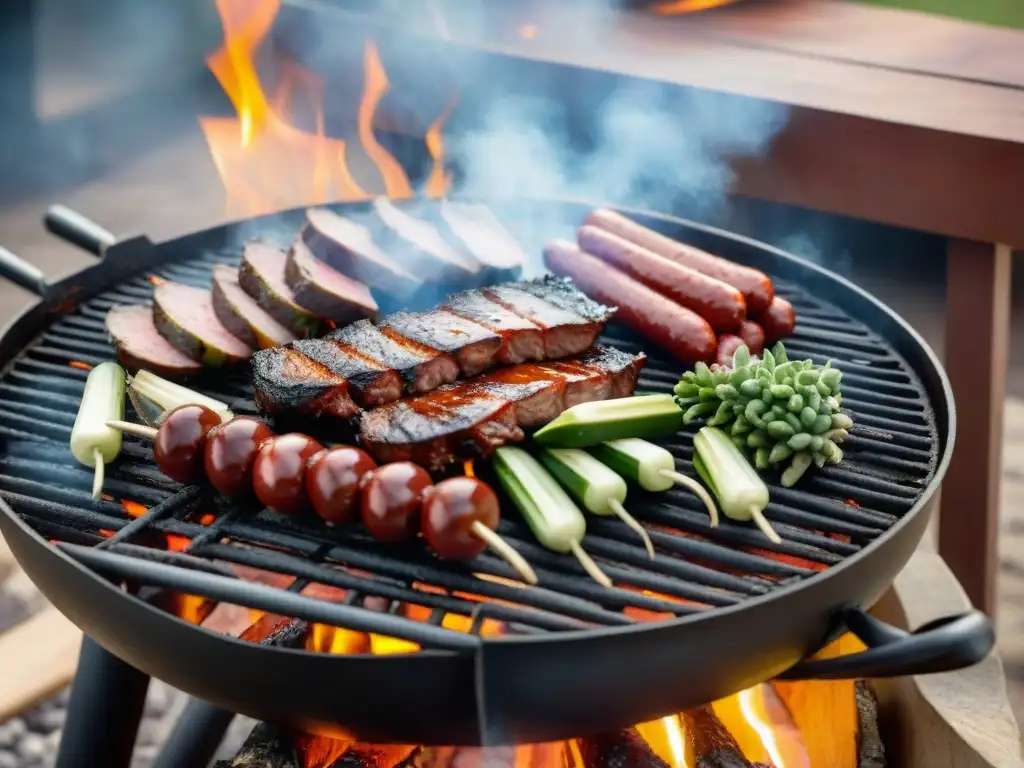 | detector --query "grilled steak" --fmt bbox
[483,284,604,359]
[358,346,646,464]
[290,338,402,407]
[510,275,615,324]
[359,388,522,469]
[152,282,253,366]
[211,264,297,350]
[106,305,202,377]
[285,239,379,324]
[372,197,480,283]
[302,208,421,300]
[251,346,359,418]
[441,290,545,364]
[329,319,460,395]
[380,310,501,377]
